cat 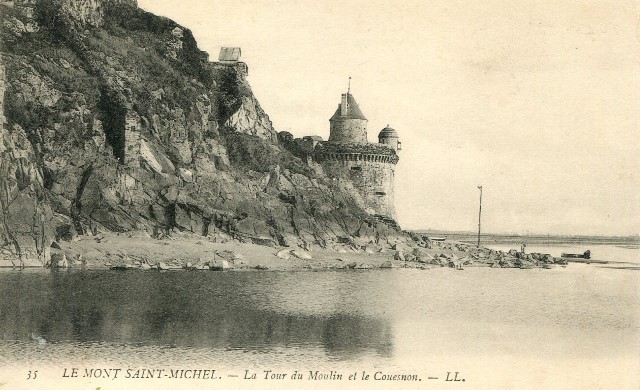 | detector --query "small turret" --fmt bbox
[378,125,400,153]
